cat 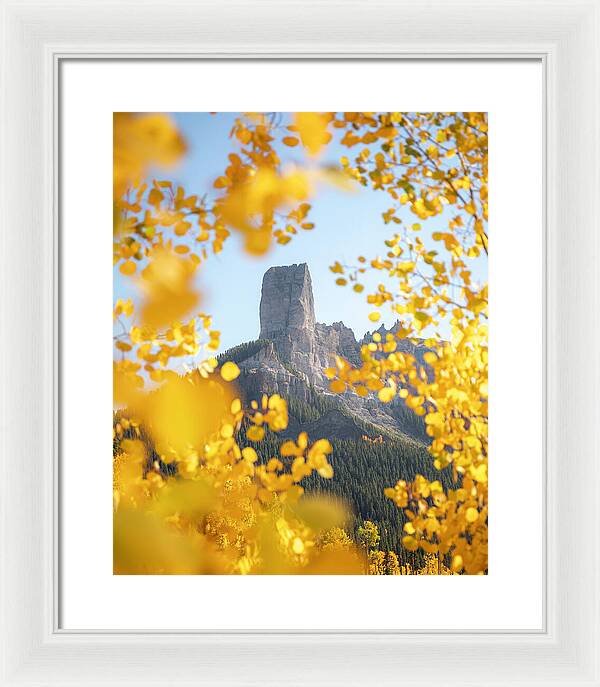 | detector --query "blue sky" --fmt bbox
[115,112,486,356]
